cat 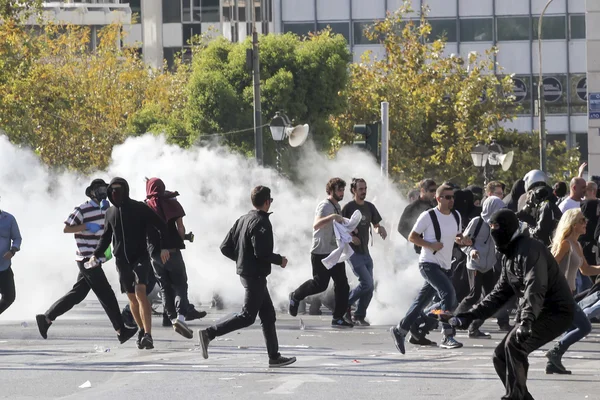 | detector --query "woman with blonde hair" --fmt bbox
[546,208,600,374]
